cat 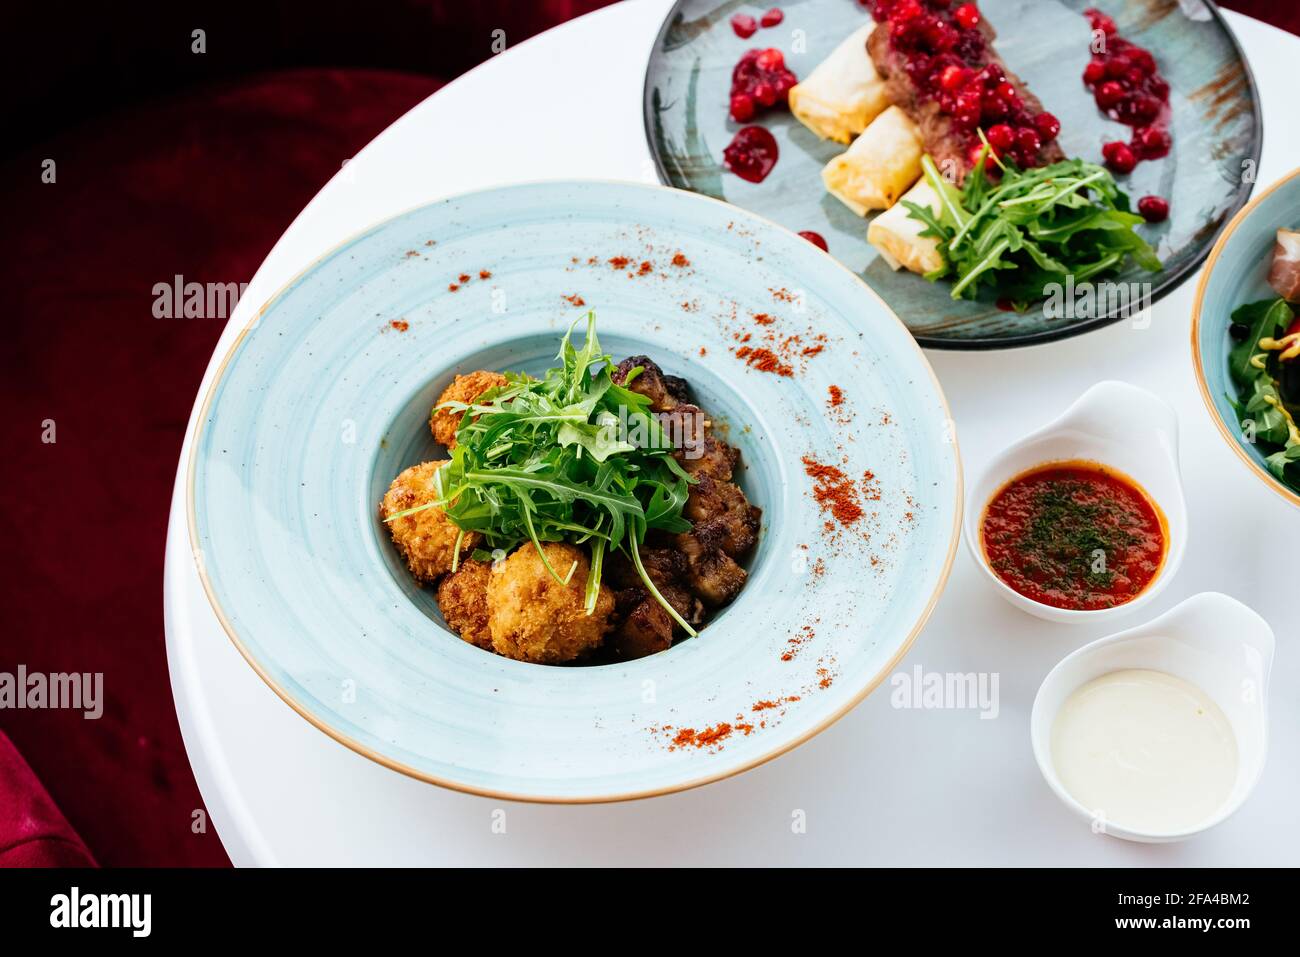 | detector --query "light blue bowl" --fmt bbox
[1192,166,1300,509]
[188,181,962,801]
